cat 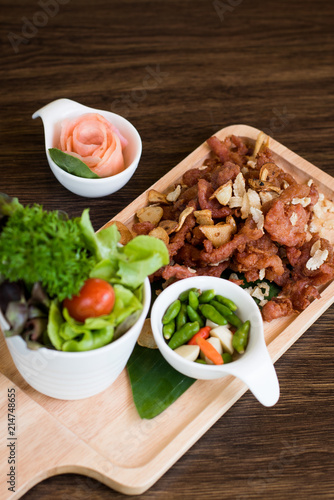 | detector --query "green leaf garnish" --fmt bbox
[48,148,100,179]
[0,205,97,300]
[221,270,281,307]
[241,278,280,305]
[127,344,195,419]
